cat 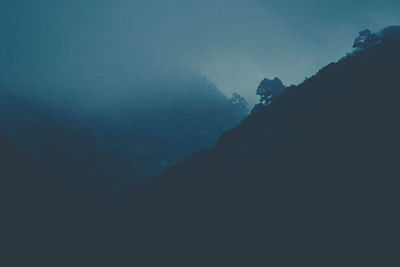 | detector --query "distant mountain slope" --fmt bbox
[44,72,248,182]
[131,26,400,266]
[0,90,134,188]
